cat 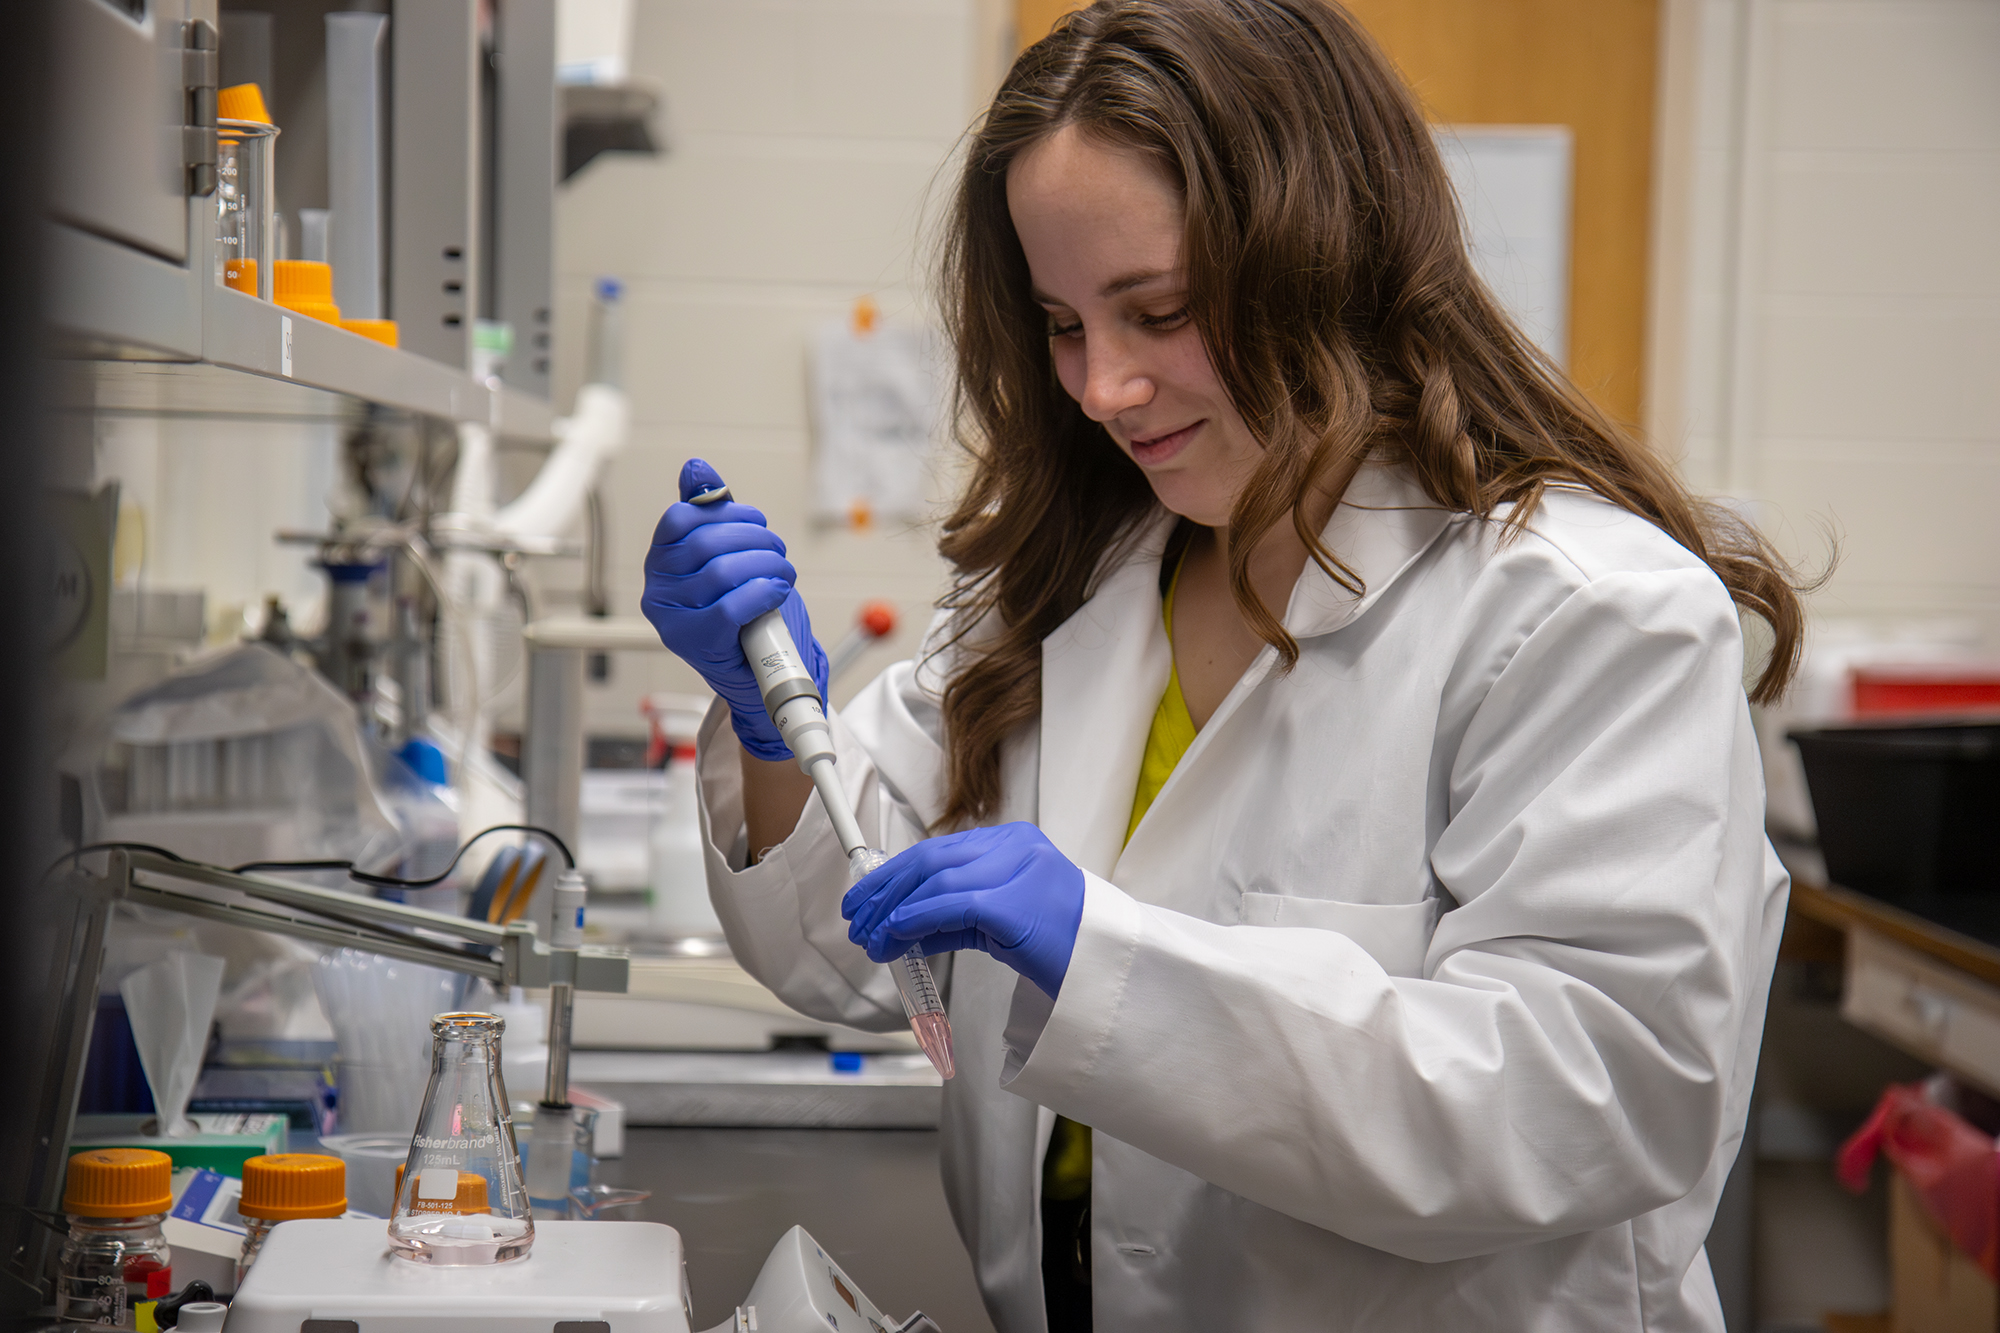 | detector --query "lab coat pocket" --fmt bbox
[1237,894,1442,978]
